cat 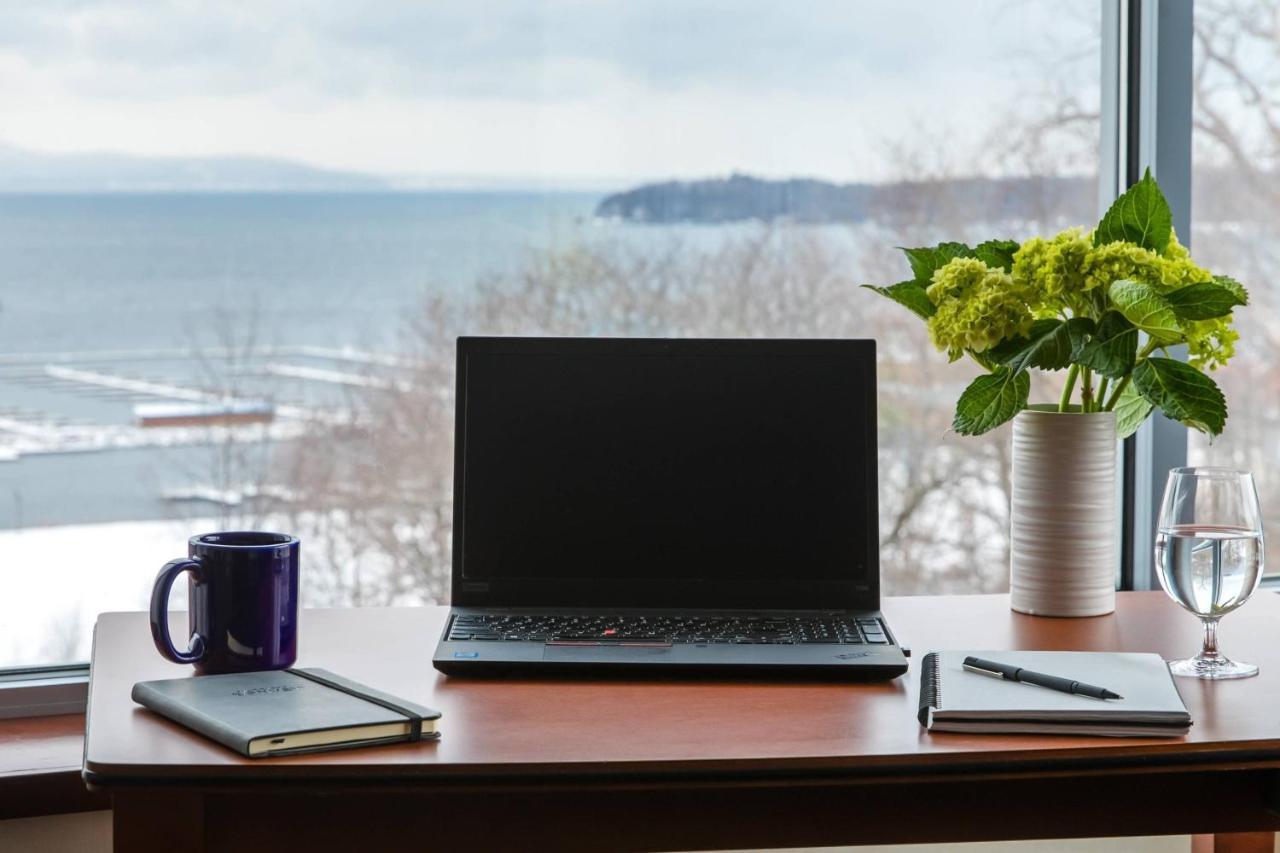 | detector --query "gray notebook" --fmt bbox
[132,668,442,757]
[918,651,1191,737]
